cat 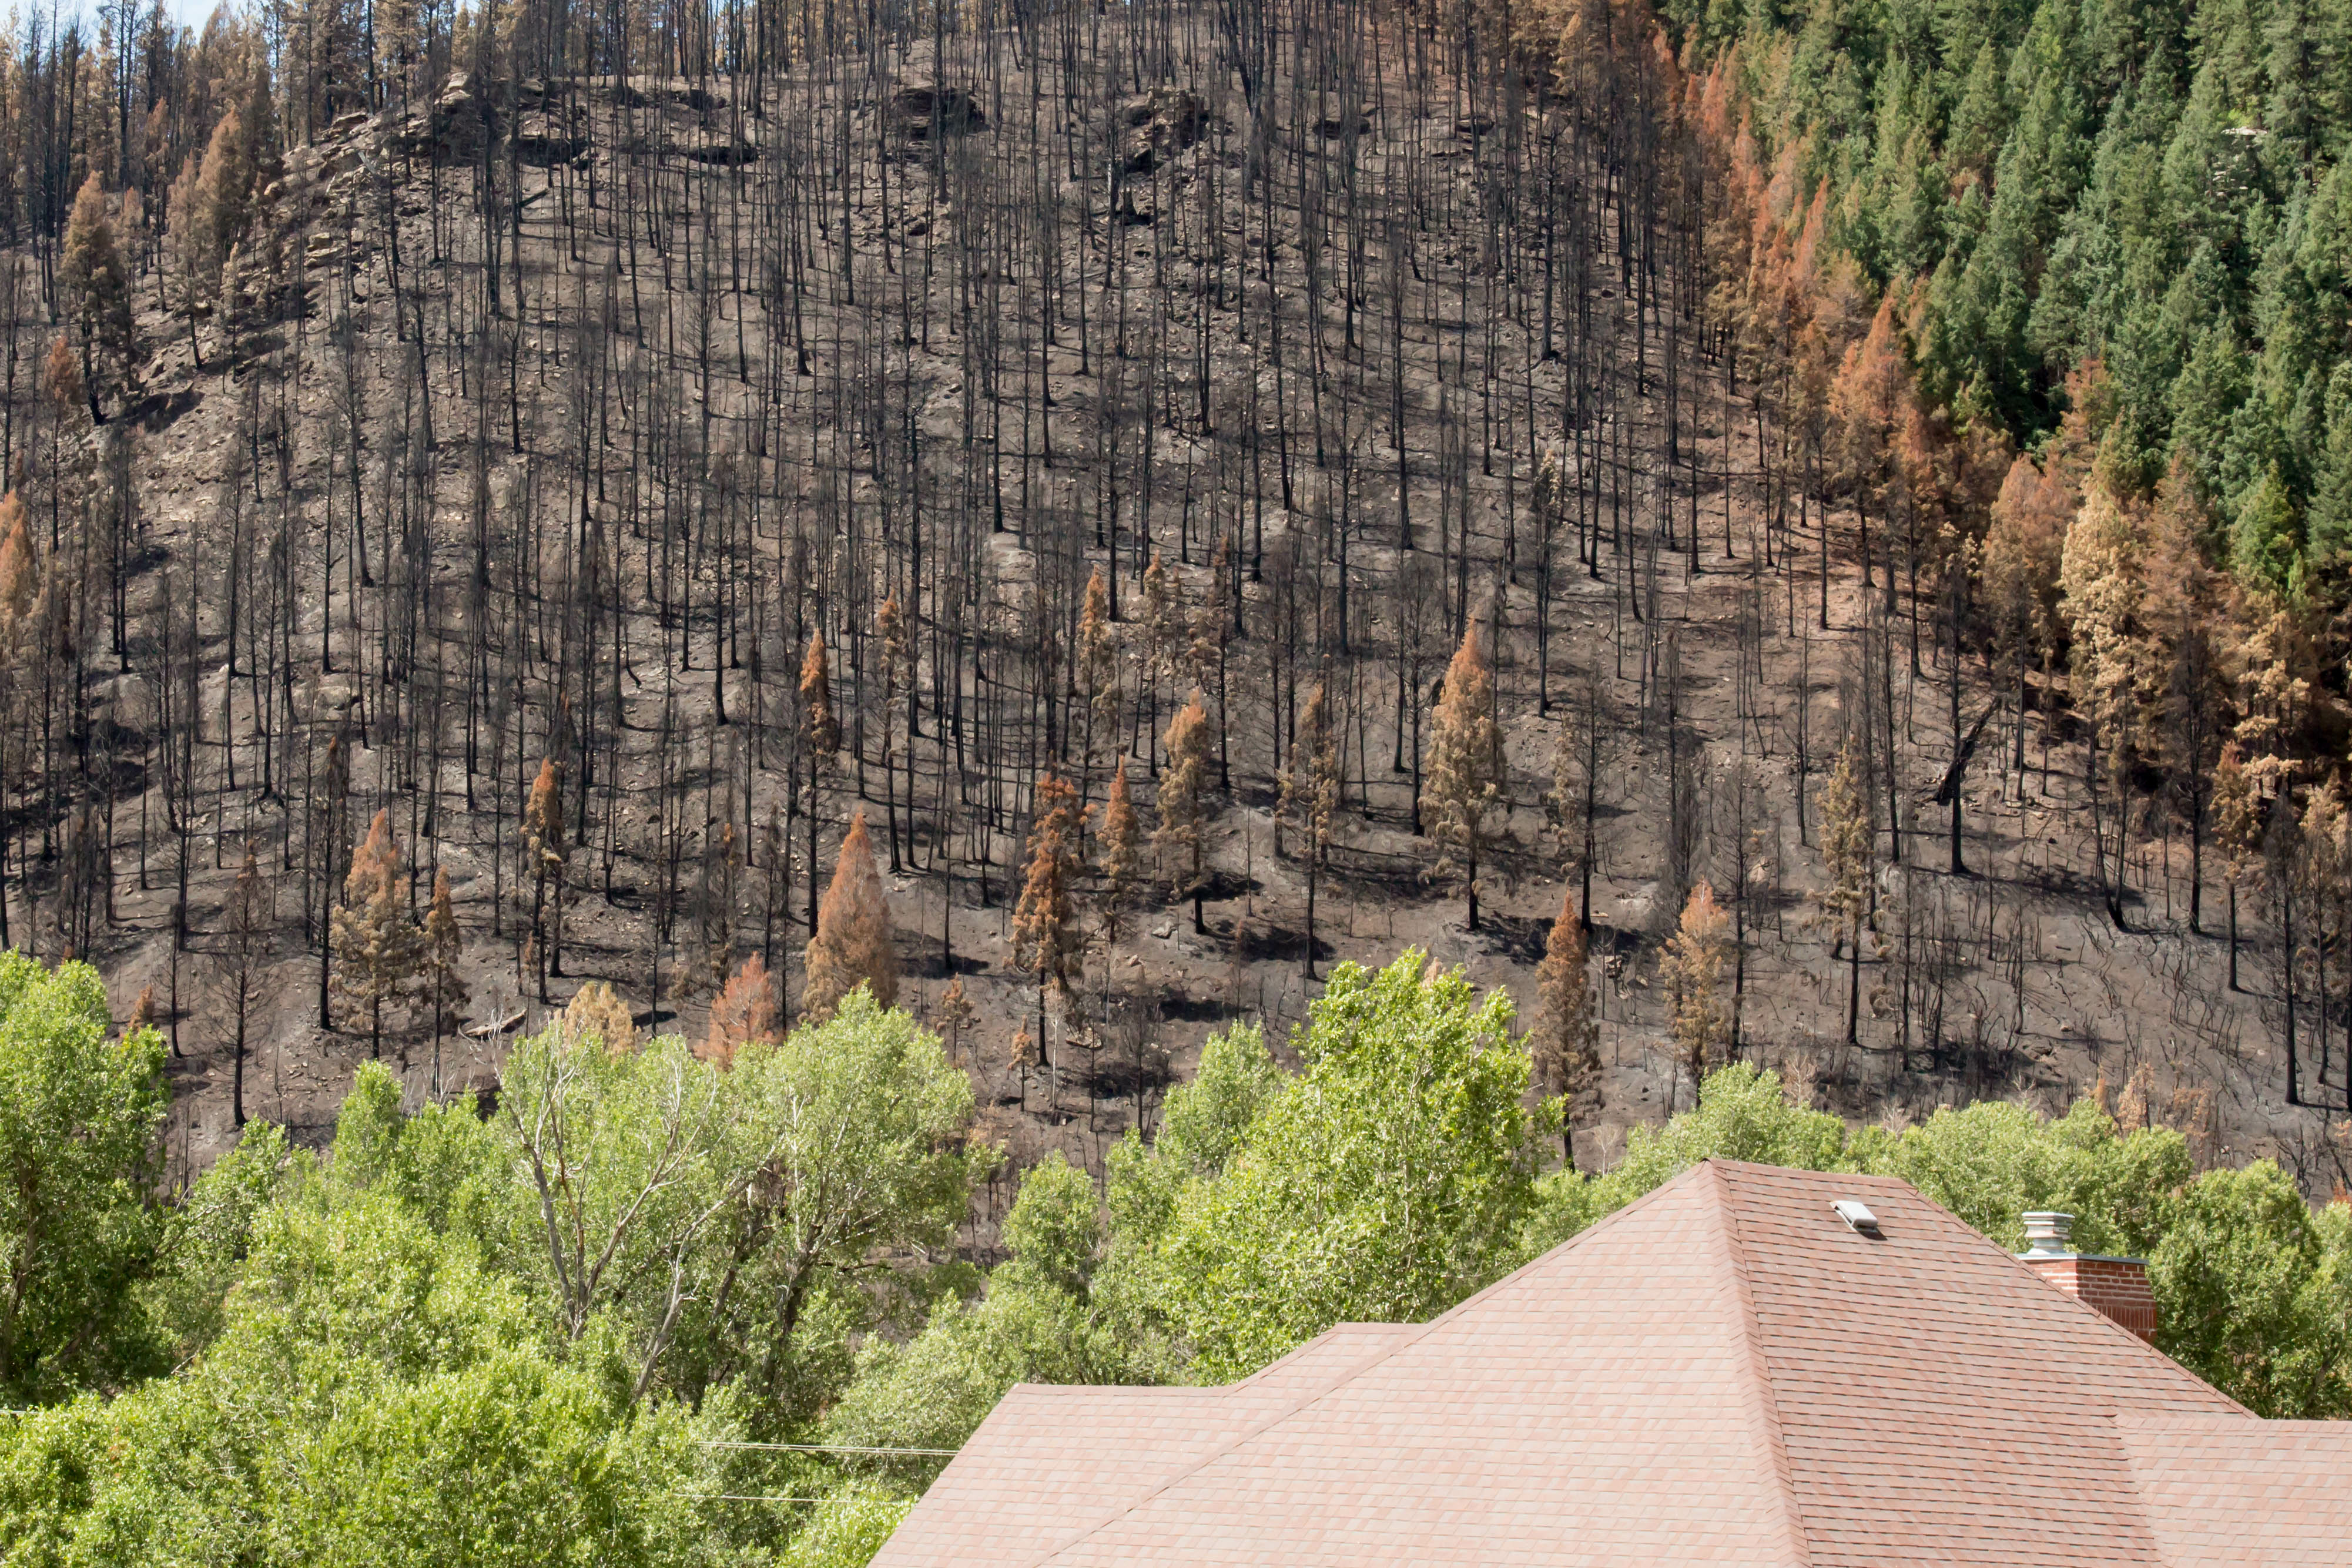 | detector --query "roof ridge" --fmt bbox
[1401,1155,1720,1331]
[1220,1320,1416,1392]
[2002,1256,2256,1413]
[1016,1318,1437,1568]
[1017,1162,1758,1568]
[1706,1162,1814,1568]
[1010,1162,1751,1567]
[2111,1409,2281,1429]
[985,1383,1222,1399]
